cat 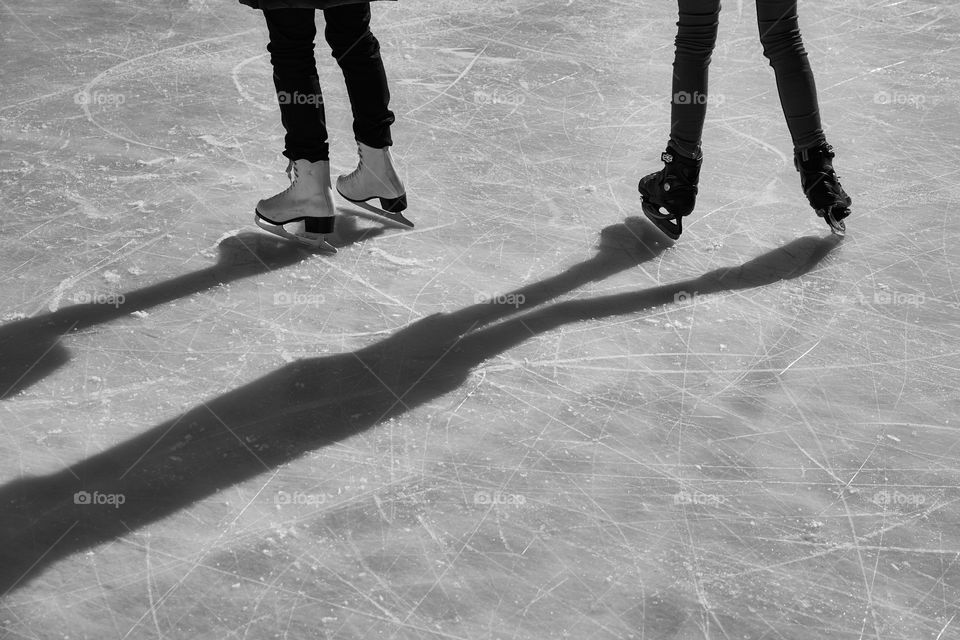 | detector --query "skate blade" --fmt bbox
[255,215,337,253]
[337,193,414,229]
[820,208,847,237]
[641,200,682,240]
